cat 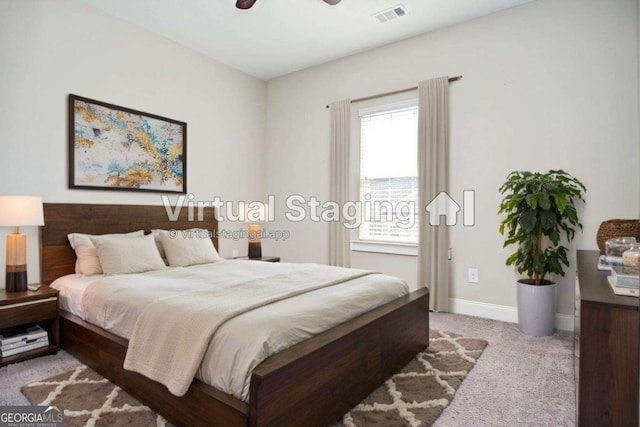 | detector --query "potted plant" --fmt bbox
[499,170,586,336]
